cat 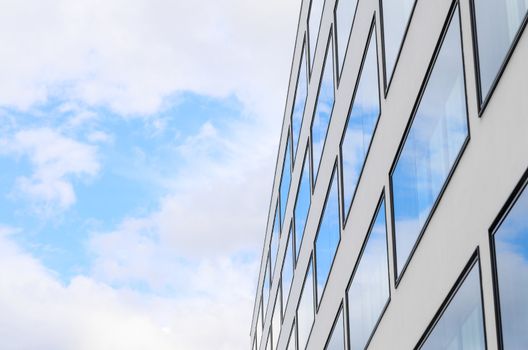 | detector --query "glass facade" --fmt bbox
[280,135,292,229]
[419,261,486,349]
[347,199,389,350]
[308,0,325,67]
[315,166,340,304]
[257,302,262,349]
[295,146,312,260]
[325,307,345,350]
[492,181,528,349]
[391,6,468,277]
[272,297,281,350]
[263,256,271,312]
[271,203,280,276]
[282,226,295,314]
[287,322,297,350]
[472,0,528,103]
[335,0,359,76]
[341,26,380,221]
[293,42,308,156]
[298,257,315,350]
